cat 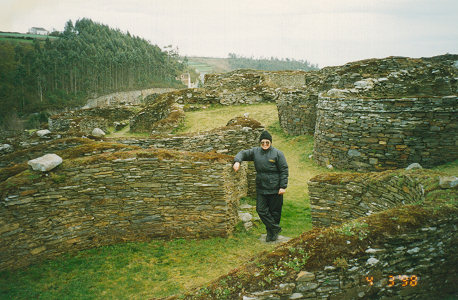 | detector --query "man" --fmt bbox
[233,130,289,242]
